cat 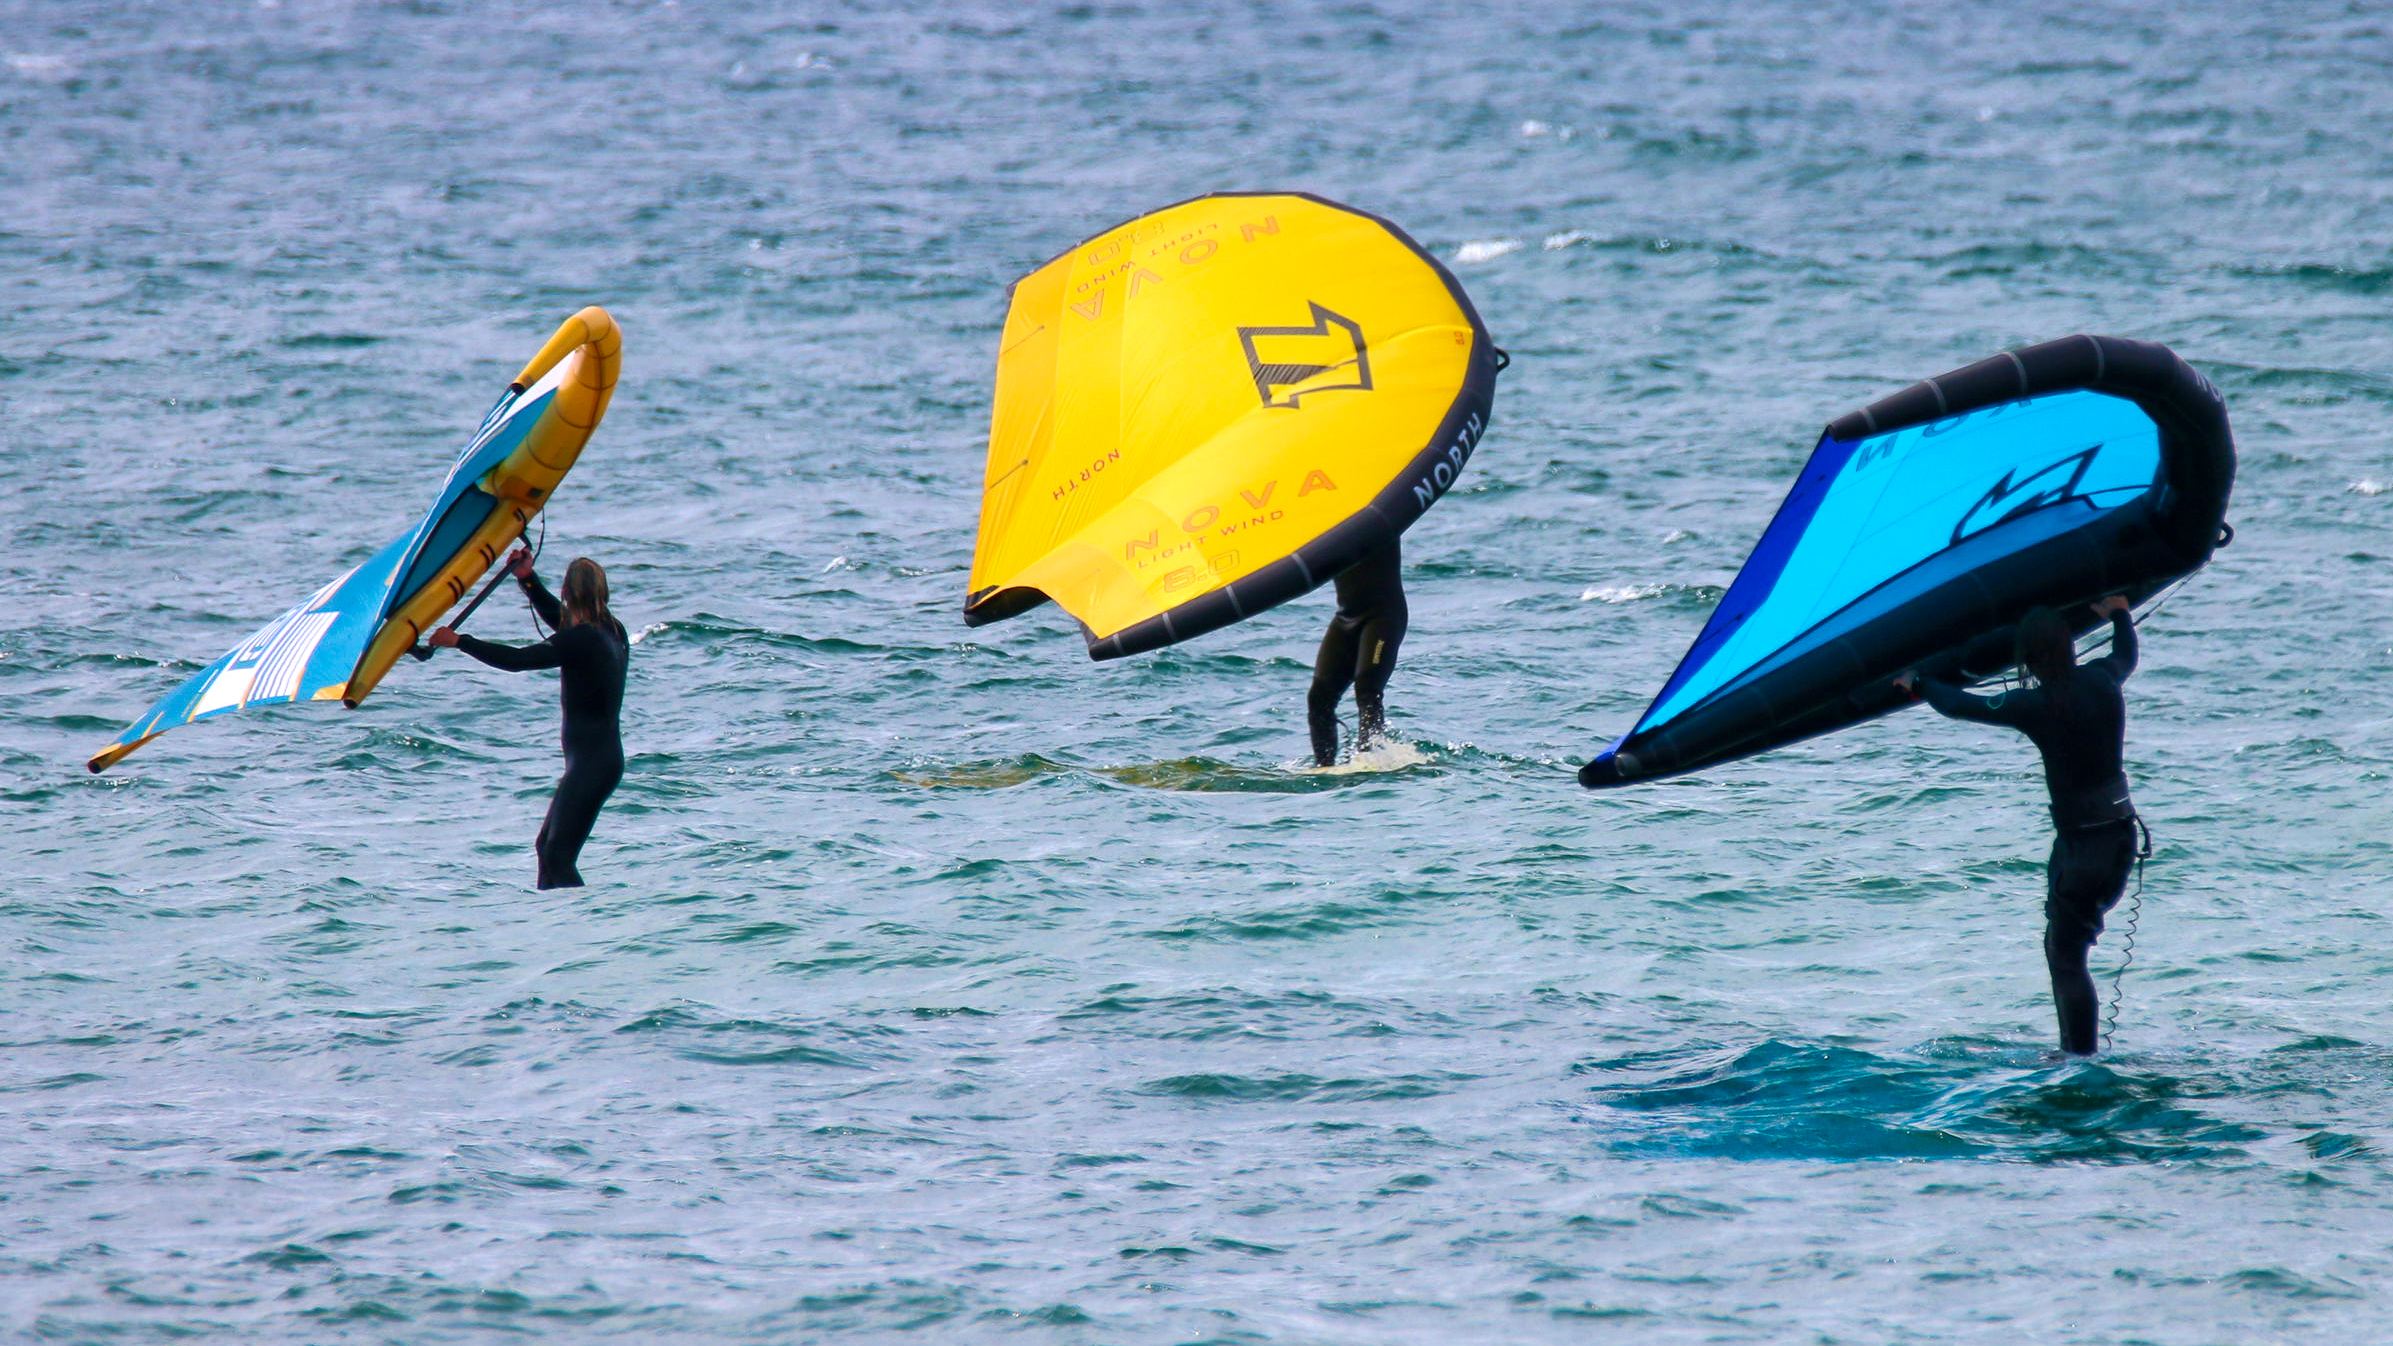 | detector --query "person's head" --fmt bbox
[2014,605,2075,686]
[561,556,612,631]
